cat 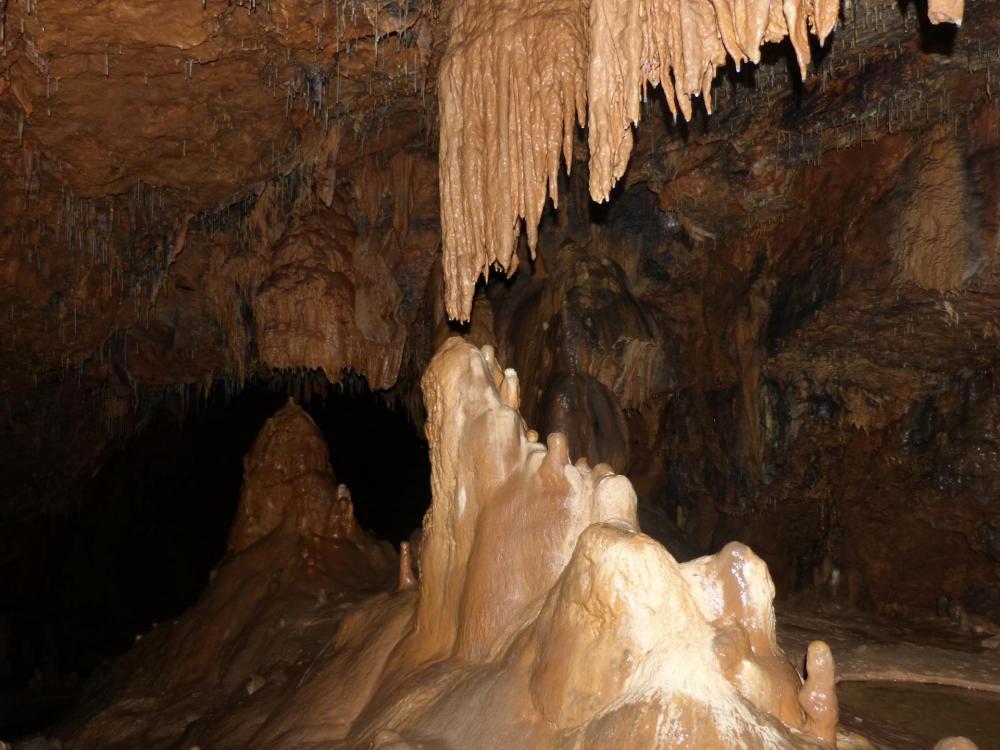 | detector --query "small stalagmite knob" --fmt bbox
[481,344,497,365]
[398,541,417,591]
[540,432,570,485]
[480,345,504,388]
[333,483,358,540]
[499,368,520,410]
[799,640,839,746]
